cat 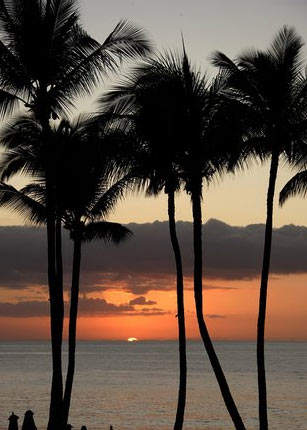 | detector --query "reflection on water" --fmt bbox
[0,341,306,430]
